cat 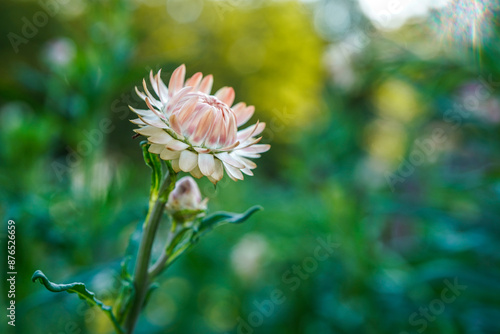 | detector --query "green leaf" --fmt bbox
[194,205,262,239]
[141,141,163,201]
[32,270,124,334]
[162,207,262,269]
[114,257,135,323]
[166,227,194,255]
